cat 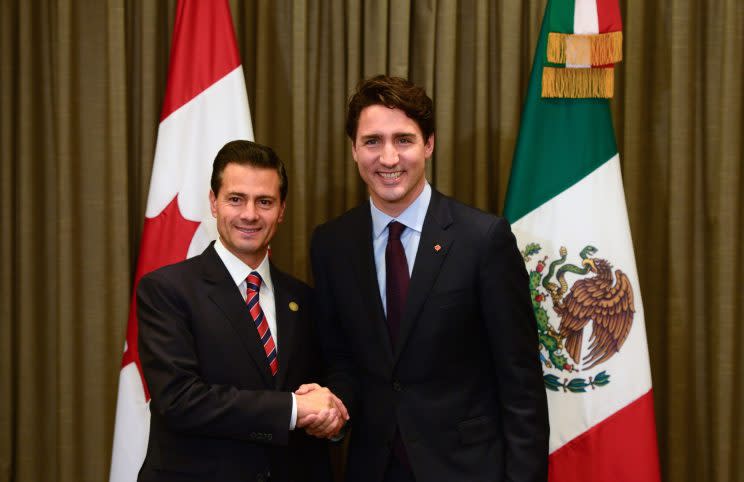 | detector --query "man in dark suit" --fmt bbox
[137,140,347,482]
[307,76,549,481]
